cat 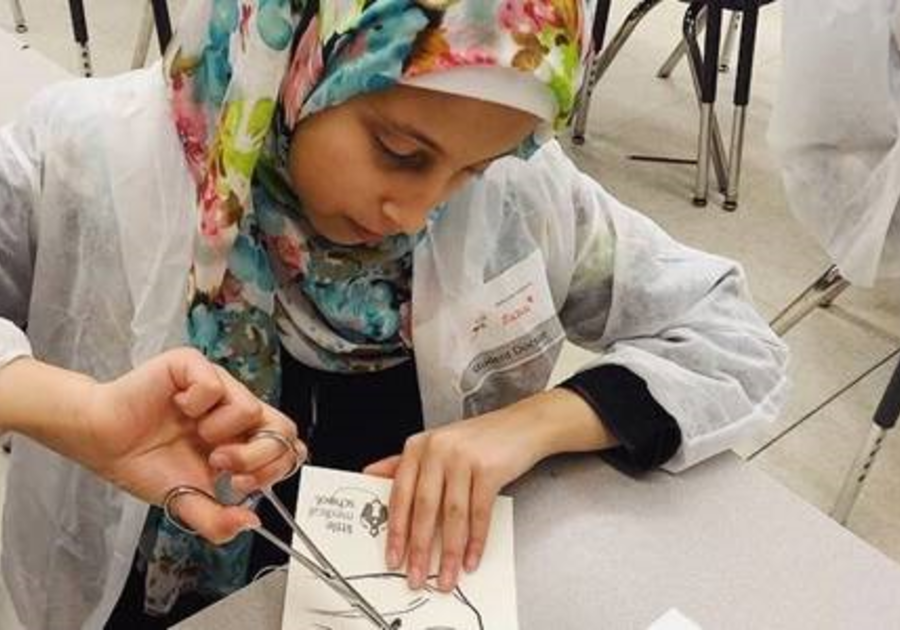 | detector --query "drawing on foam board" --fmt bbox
[281,466,517,629]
